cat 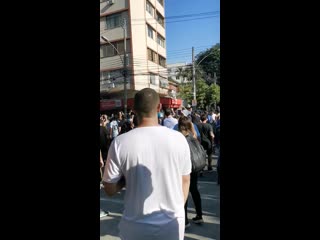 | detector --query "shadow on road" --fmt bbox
[184,221,219,240]
[100,214,121,237]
